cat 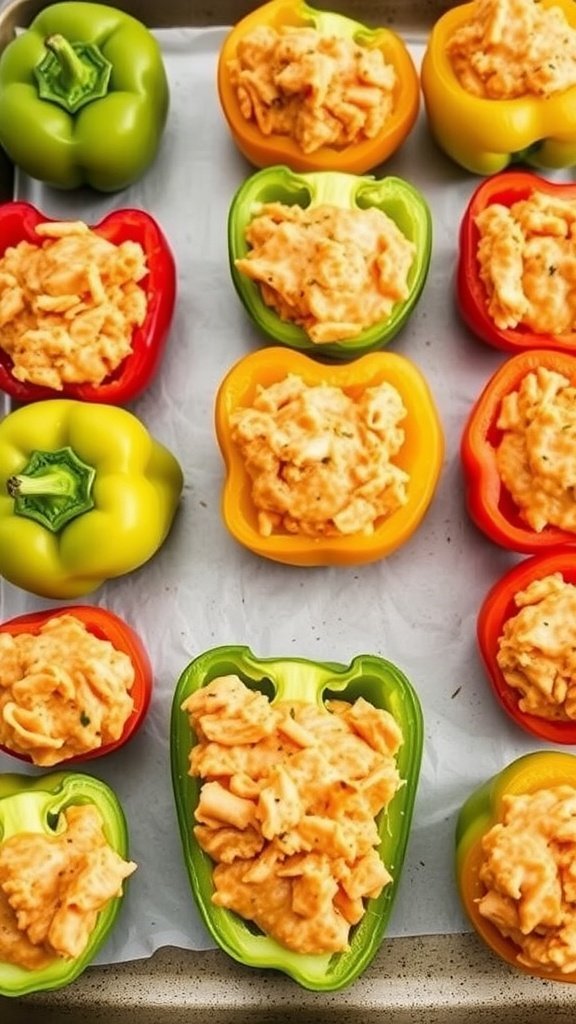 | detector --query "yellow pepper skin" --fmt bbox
[421,0,576,175]
[0,400,183,599]
[215,348,443,567]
